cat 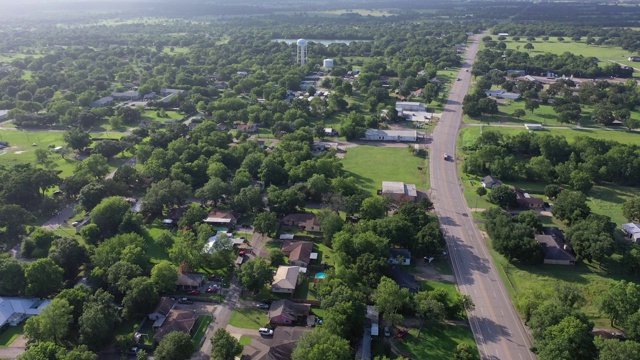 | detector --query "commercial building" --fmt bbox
[364,129,417,142]
[381,181,417,203]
